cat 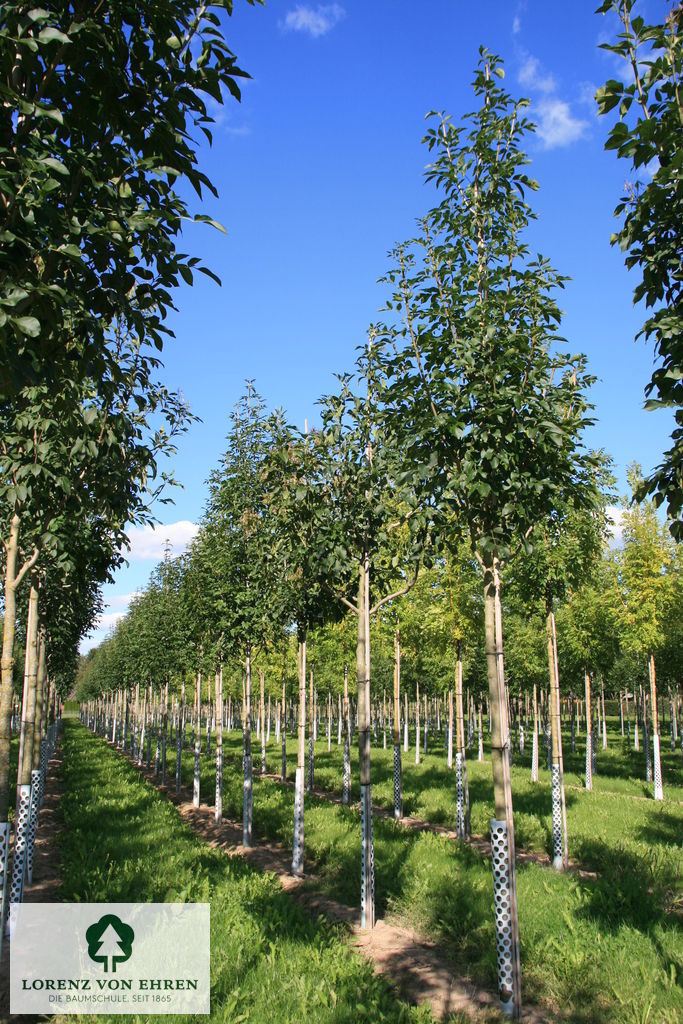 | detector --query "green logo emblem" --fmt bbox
[85,914,135,973]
